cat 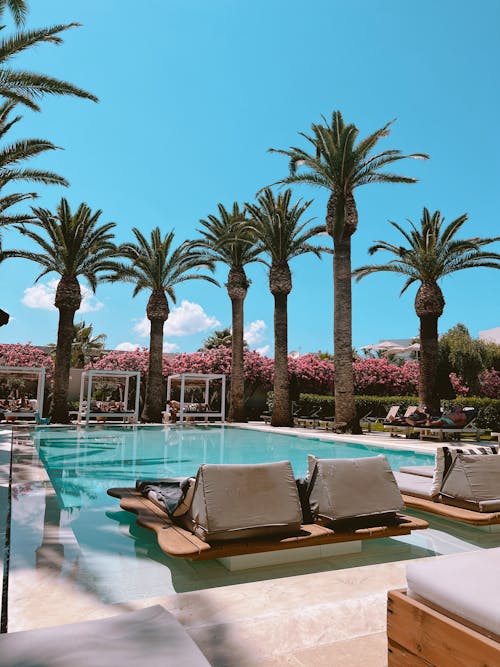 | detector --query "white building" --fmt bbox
[479,327,500,345]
